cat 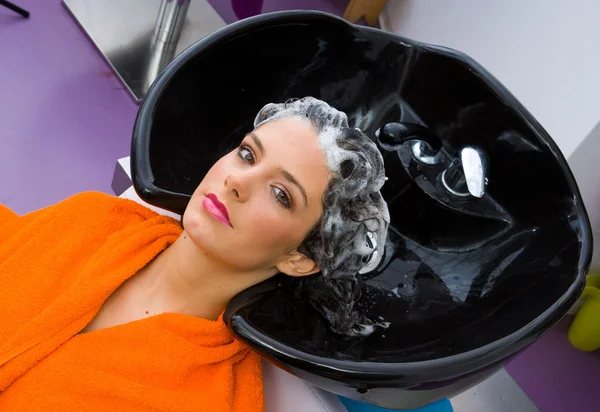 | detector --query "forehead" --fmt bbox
[254,117,325,161]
